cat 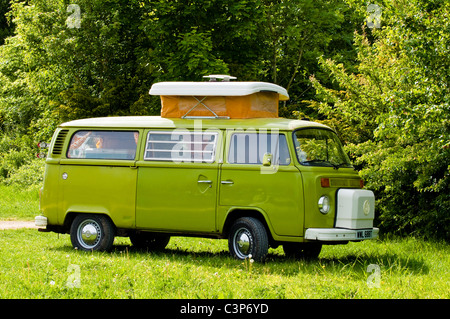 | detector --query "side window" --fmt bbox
[67,131,138,160]
[144,130,218,163]
[228,132,291,165]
